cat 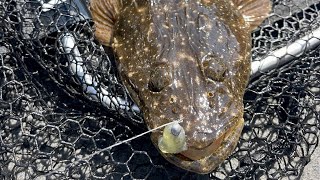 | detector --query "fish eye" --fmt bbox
[202,54,227,82]
[148,64,172,92]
